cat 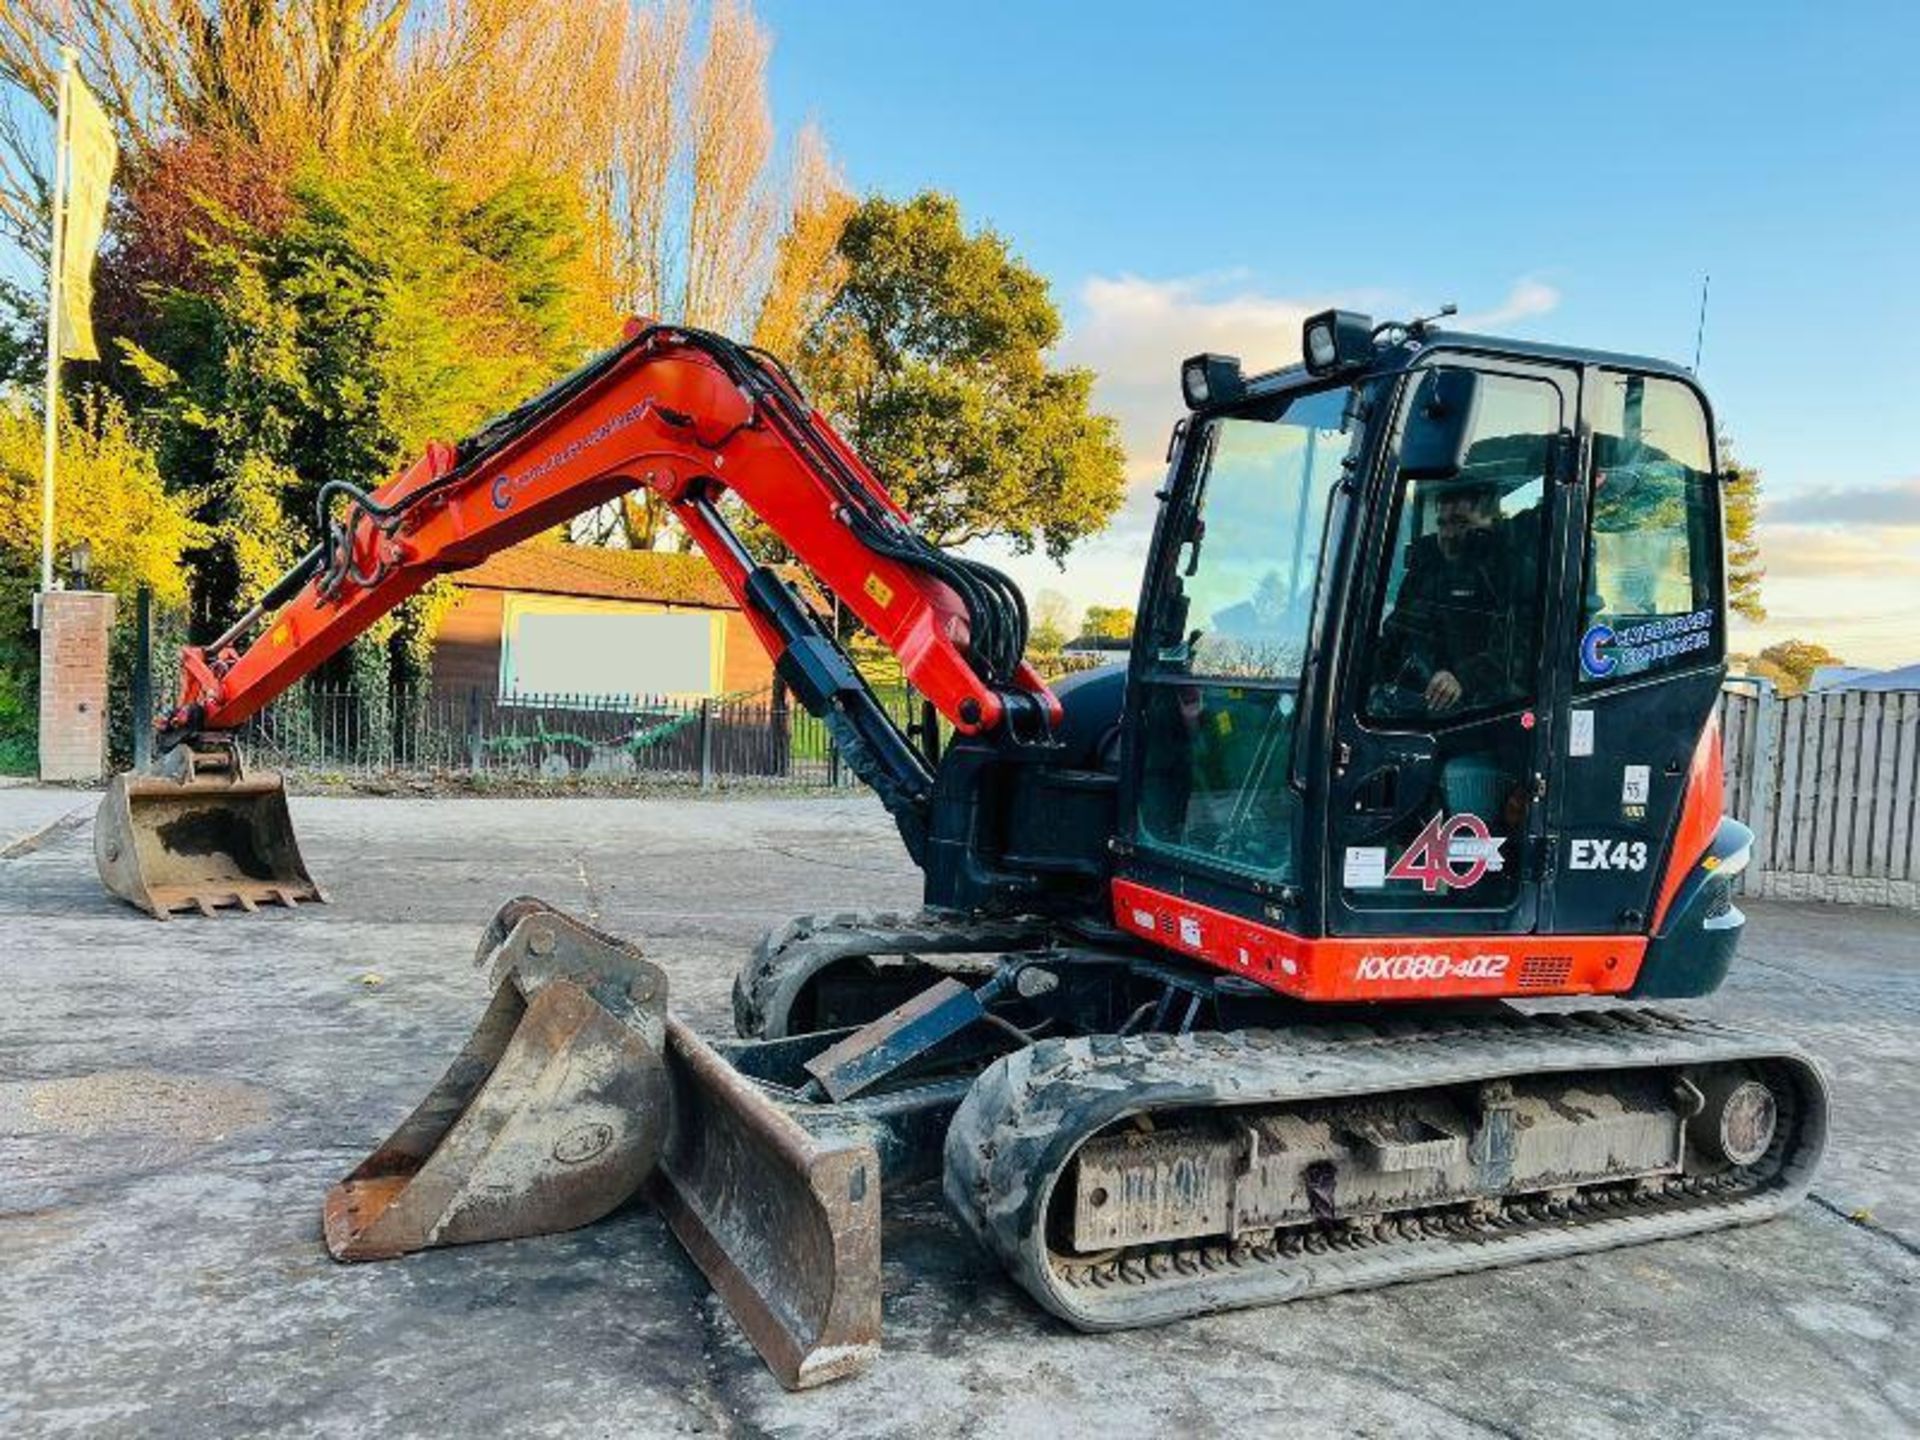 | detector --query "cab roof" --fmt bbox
[1239,328,1698,400]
